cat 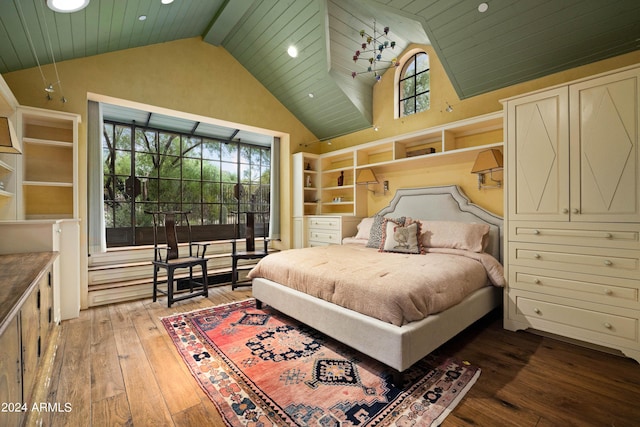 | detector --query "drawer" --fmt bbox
[510,293,638,343]
[508,265,639,308]
[509,221,640,250]
[308,229,341,244]
[307,217,341,231]
[509,242,640,280]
